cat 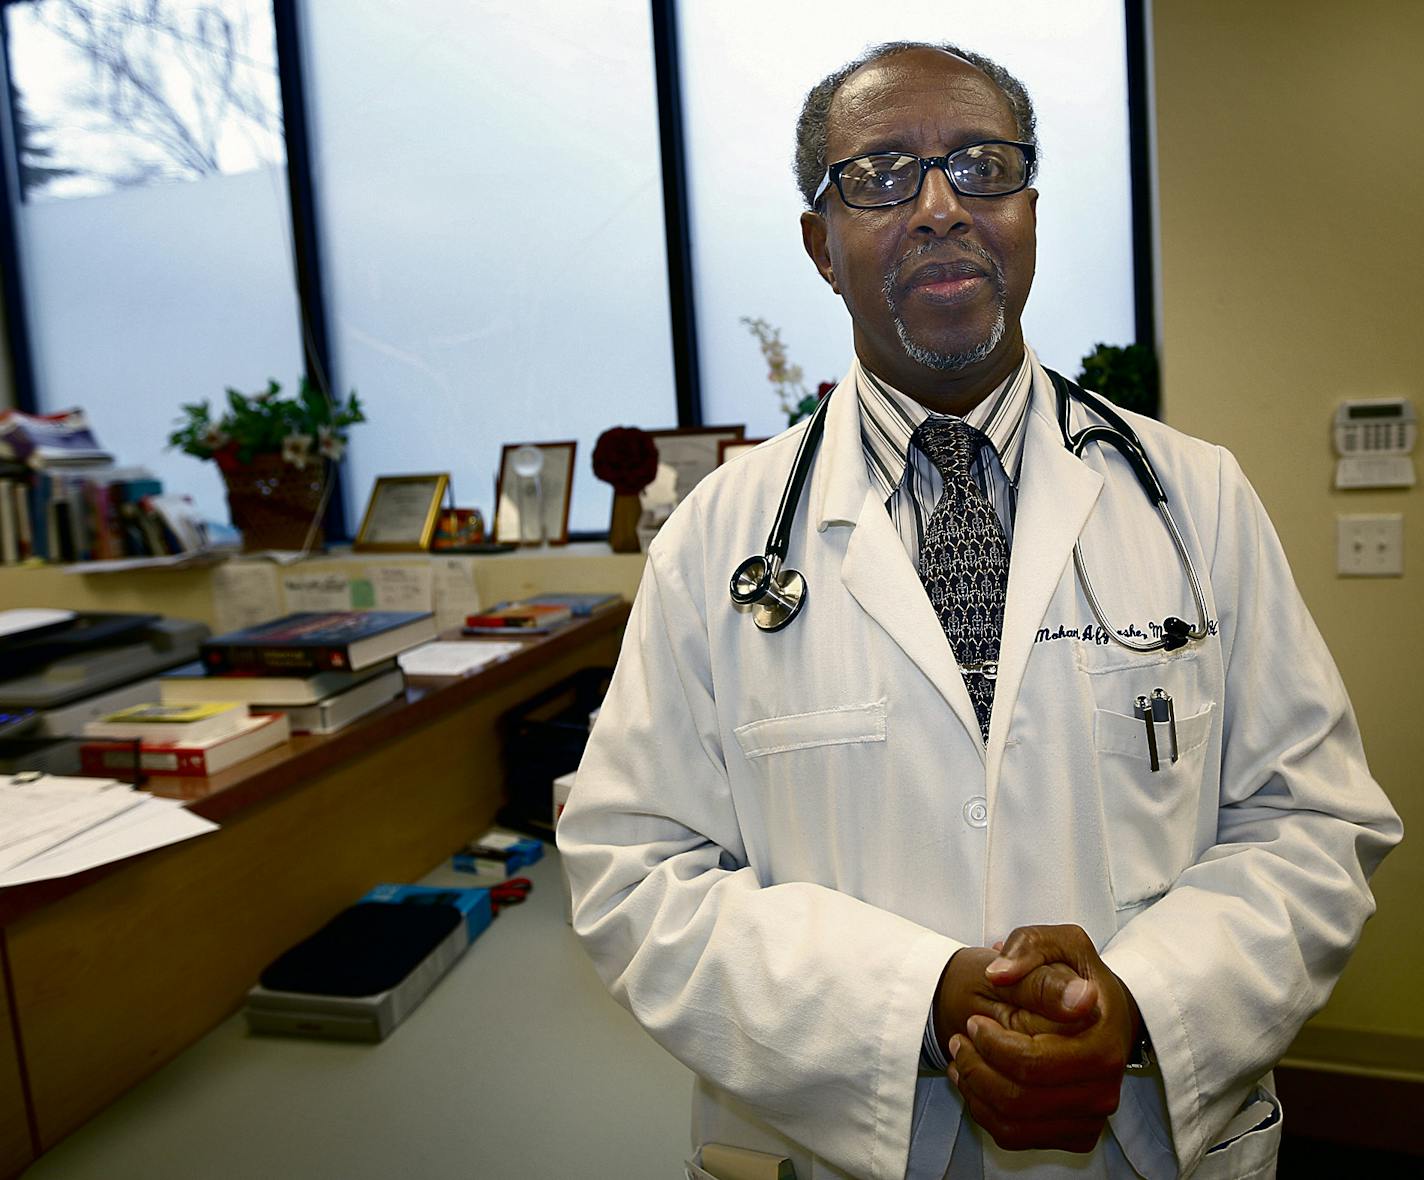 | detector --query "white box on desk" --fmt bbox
[553,770,577,925]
